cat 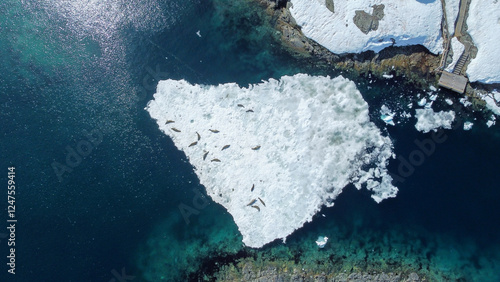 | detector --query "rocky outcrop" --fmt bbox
[353,5,384,34]
[251,0,441,88]
[215,258,424,282]
[325,0,334,13]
